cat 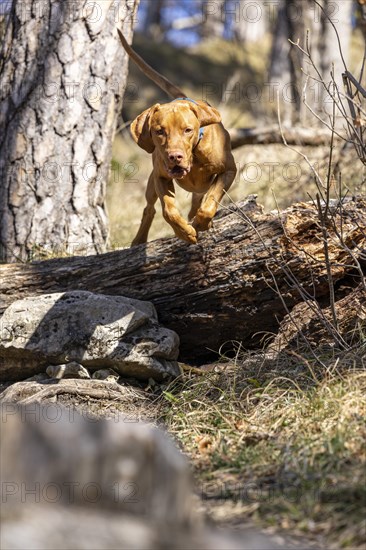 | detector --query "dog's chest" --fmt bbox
[175,165,216,193]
